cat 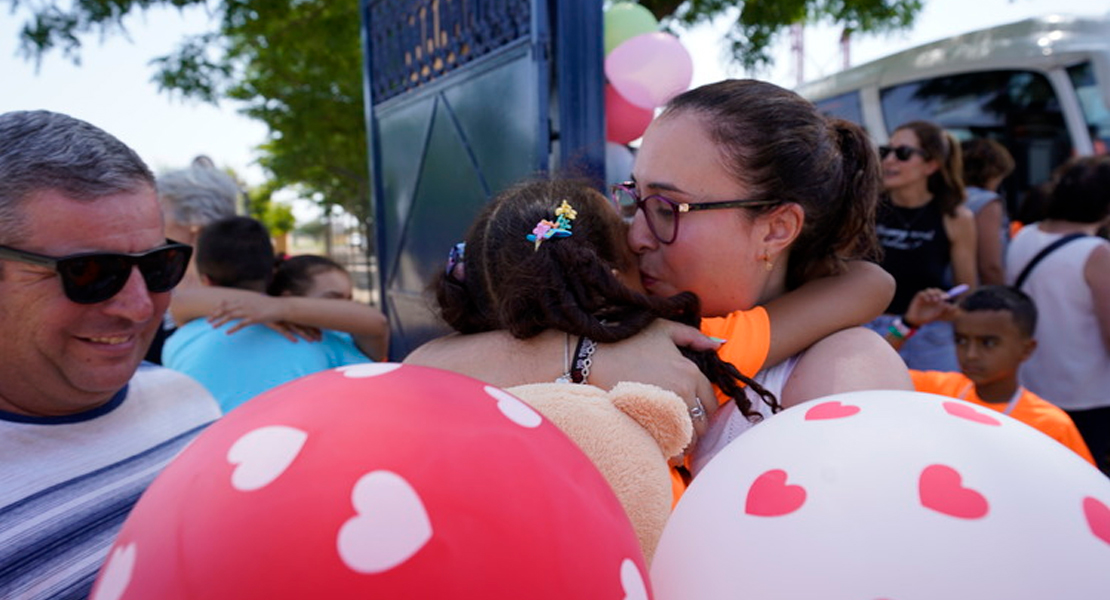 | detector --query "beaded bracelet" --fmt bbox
[888,316,918,340]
